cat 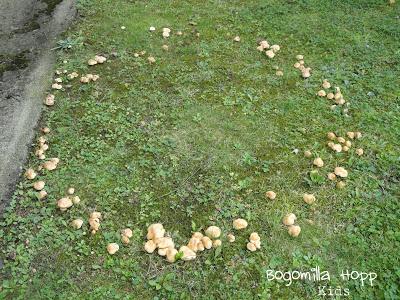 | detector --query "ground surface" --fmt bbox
[0,0,75,212]
[0,0,399,299]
